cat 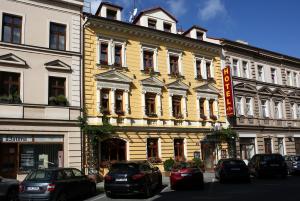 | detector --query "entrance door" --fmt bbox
[0,143,18,179]
[201,142,215,171]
